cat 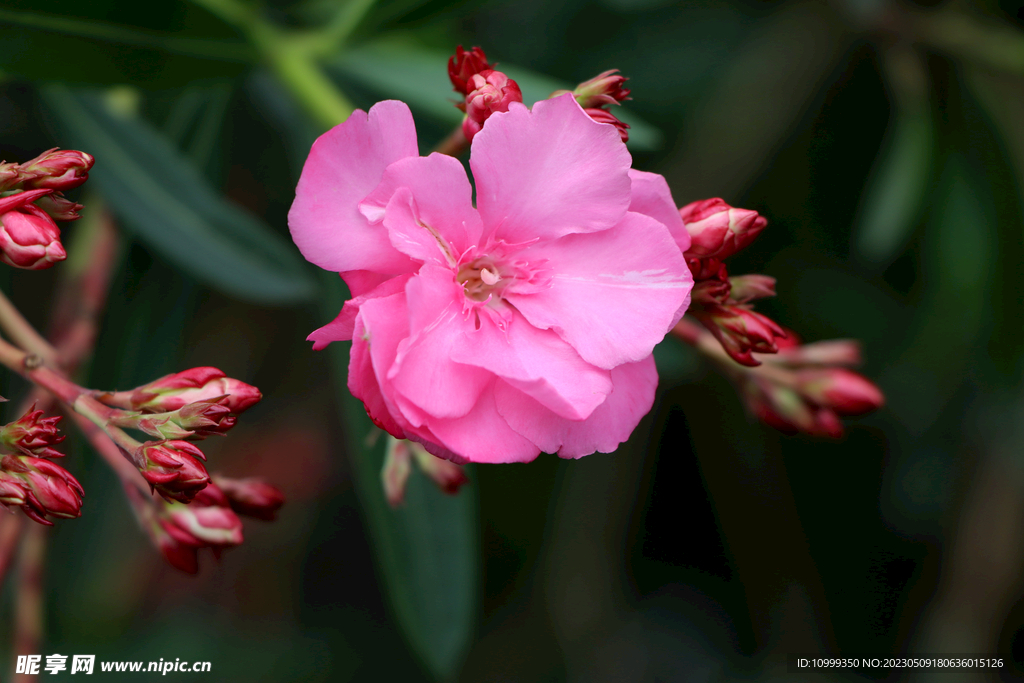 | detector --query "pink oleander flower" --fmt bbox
[679,198,767,260]
[0,189,66,269]
[0,453,83,525]
[100,367,262,415]
[290,94,693,463]
[462,70,523,142]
